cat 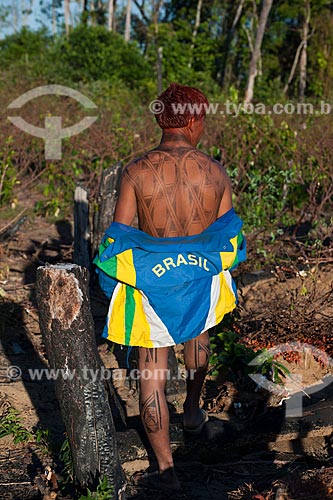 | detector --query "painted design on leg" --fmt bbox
[144,348,158,364]
[194,339,210,369]
[141,390,162,433]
